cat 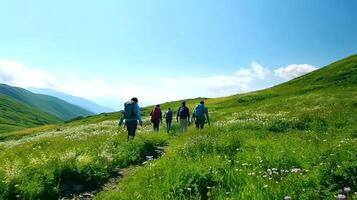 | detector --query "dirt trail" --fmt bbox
[59,146,167,200]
